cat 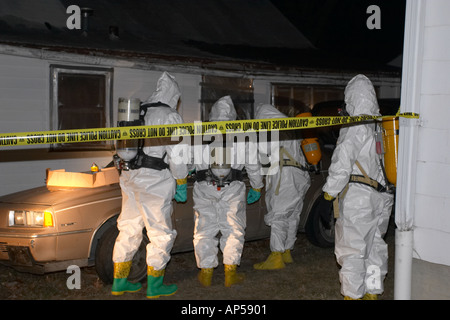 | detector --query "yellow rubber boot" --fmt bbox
[344,296,361,300]
[198,268,214,287]
[282,250,294,264]
[224,264,245,287]
[111,261,142,295]
[363,293,378,300]
[253,251,285,270]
